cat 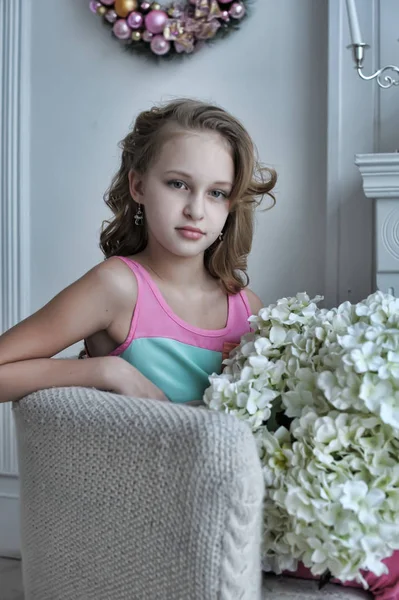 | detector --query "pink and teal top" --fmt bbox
[99,257,252,403]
